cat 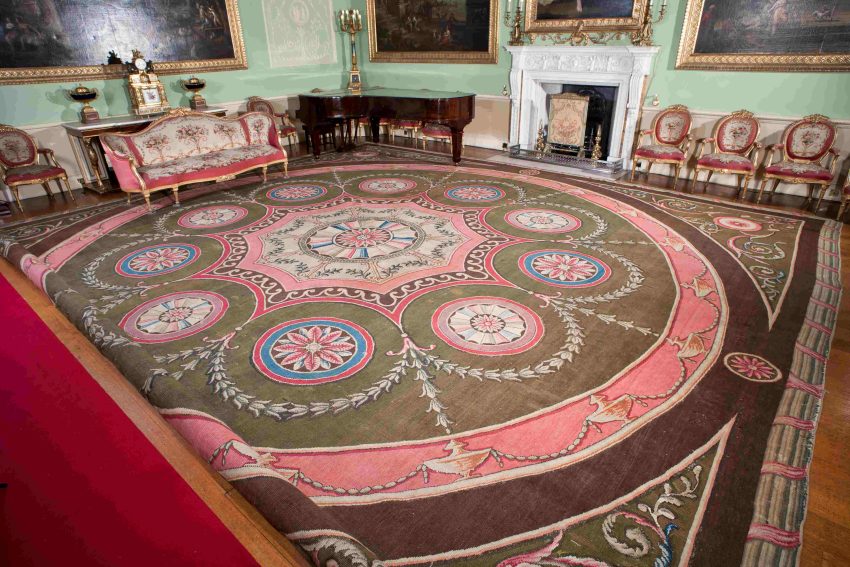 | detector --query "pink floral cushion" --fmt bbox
[635,144,685,161]
[4,164,65,184]
[716,116,758,154]
[422,124,451,137]
[765,161,833,181]
[654,109,691,146]
[697,153,754,172]
[393,120,422,128]
[138,145,282,182]
[280,125,298,136]
[103,135,132,156]
[0,129,37,168]
[785,121,835,161]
